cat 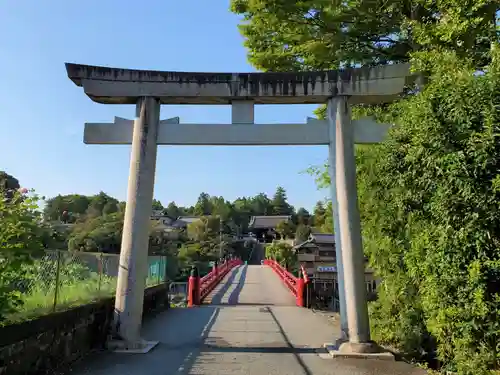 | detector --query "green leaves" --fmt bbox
[231,0,498,72]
